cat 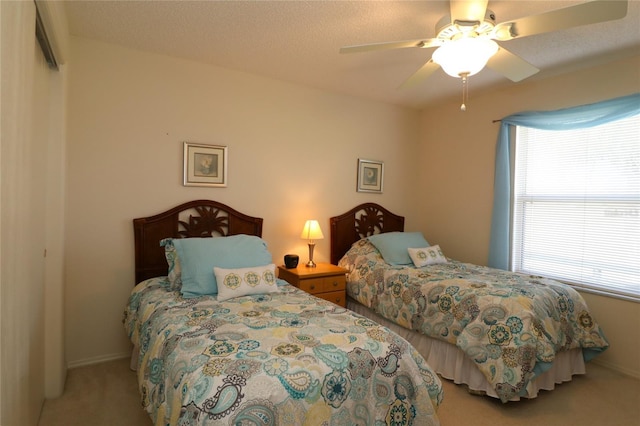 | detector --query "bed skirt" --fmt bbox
[347,297,585,401]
